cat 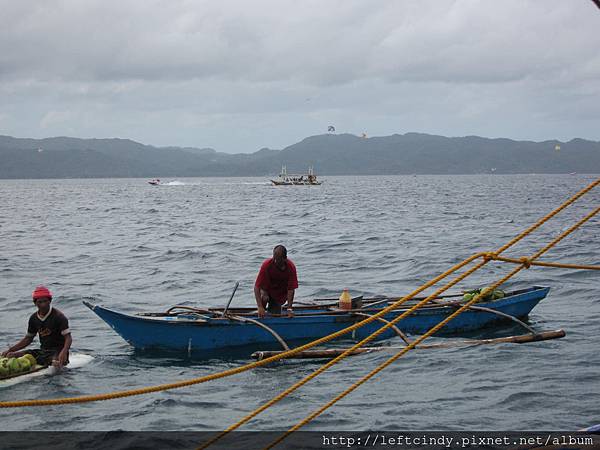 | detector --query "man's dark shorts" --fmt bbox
[25,349,69,367]
[266,299,283,315]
